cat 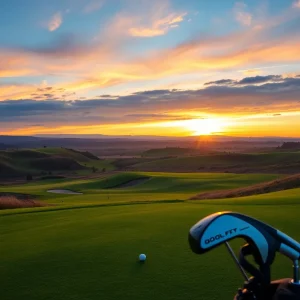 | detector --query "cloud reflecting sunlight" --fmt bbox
[0,0,299,137]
